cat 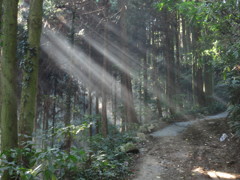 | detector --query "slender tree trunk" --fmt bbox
[196,67,205,106]
[19,0,43,167]
[121,73,127,131]
[1,0,19,179]
[101,93,108,136]
[192,25,205,106]
[185,26,193,103]
[62,6,77,153]
[204,57,213,104]
[152,24,163,118]
[83,88,86,114]
[192,58,198,104]
[175,11,181,96]
[120,0,138,130]
[152,58,163,118]
[0,76,1,132]
[88,89,93,136]
[113,72,117,126]
[100,0,109,137]
[138,72,142,122]
[182,16,188,57]
[101,34,108,136]
[0,71,1,131]
[42,98,50,150]
[88,44,93,136]
[143,51,148,121]
[182,16,193,103]
[51,78,57,147]
[0,0,3,131]
[63,84,72,153]
[163,8,175,115]
[95,96,100,134]
[126,74,138,125]
[42,102,46,149]
[192,25,198,104]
